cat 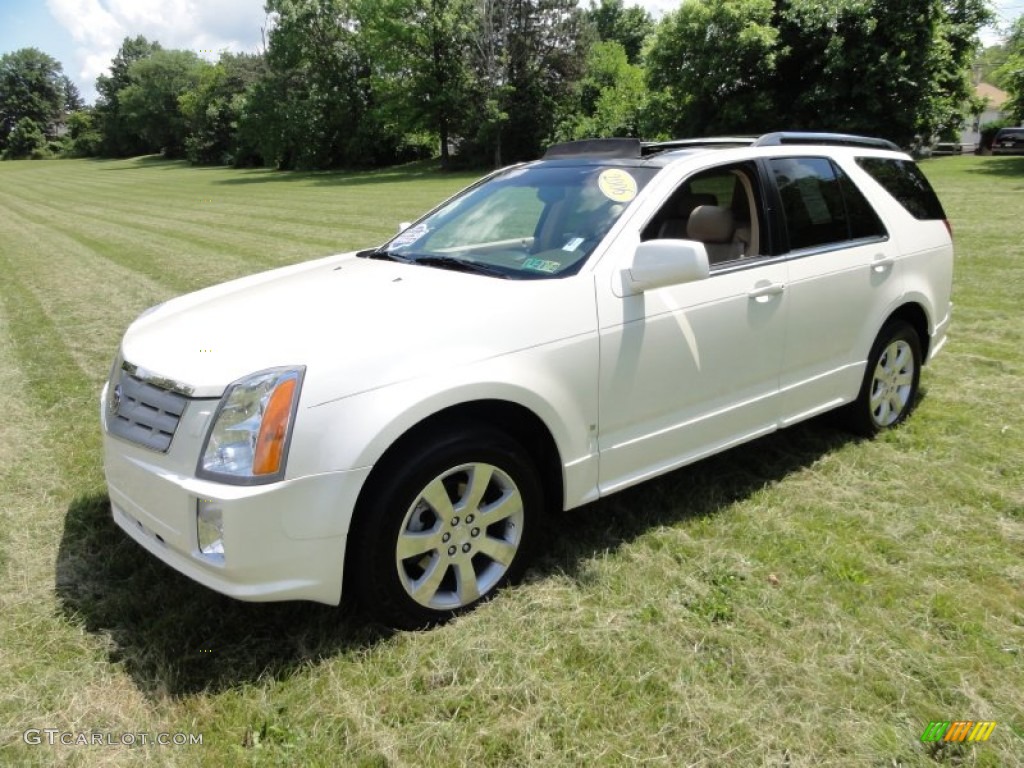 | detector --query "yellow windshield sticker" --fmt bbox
[597,169,638,203]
